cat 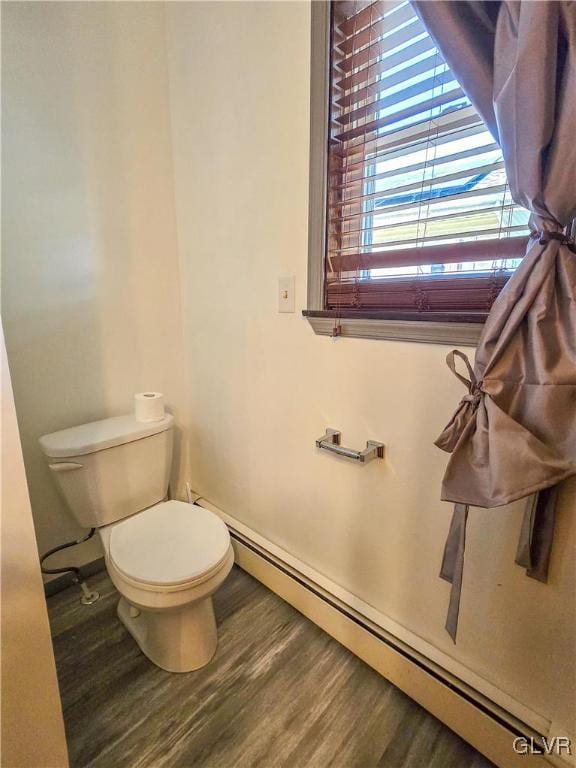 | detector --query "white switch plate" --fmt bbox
[278,276,295,313]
